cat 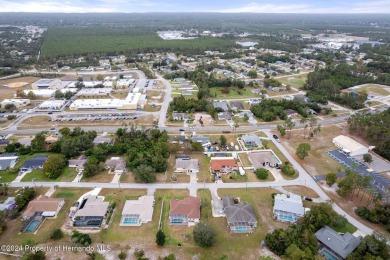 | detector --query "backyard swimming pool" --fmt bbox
[23,219,41,233]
